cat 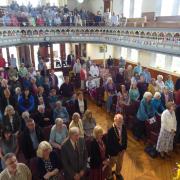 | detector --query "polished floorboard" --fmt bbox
[88,99,180,180]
